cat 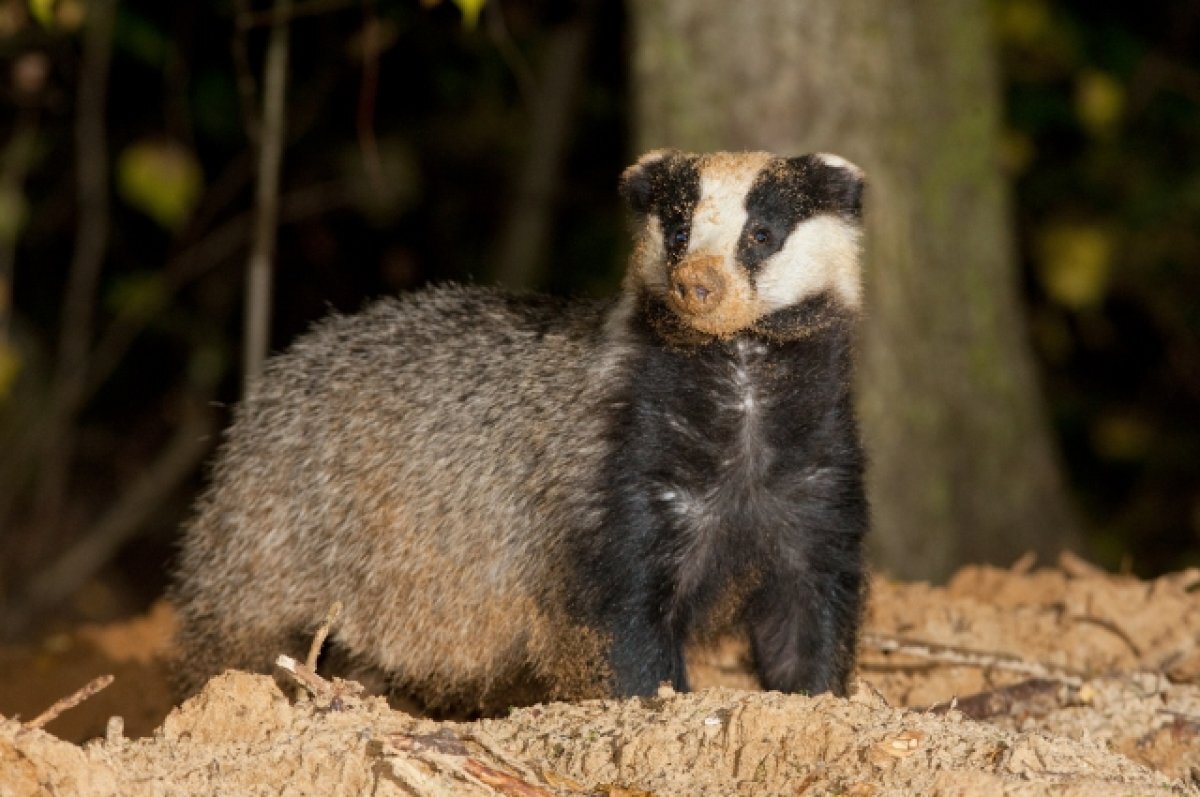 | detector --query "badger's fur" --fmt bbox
[170,150,869,710]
